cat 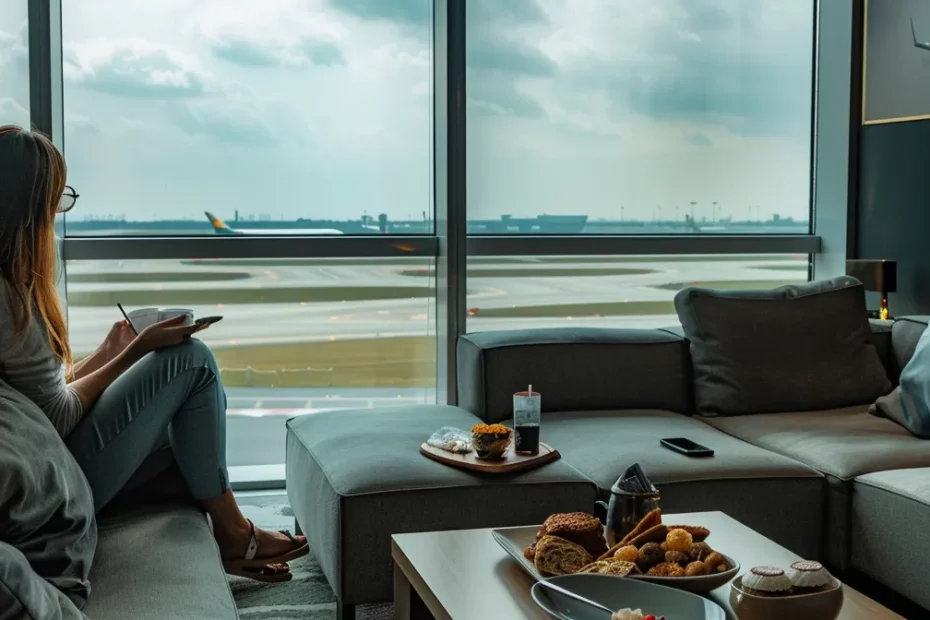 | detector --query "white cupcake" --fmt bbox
[741,566,793,596]
[787,560,833,592]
